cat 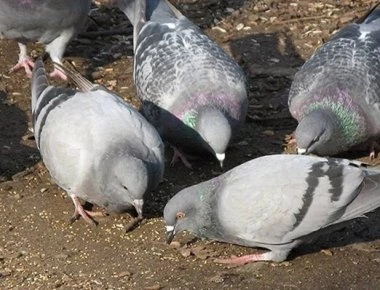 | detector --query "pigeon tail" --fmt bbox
[113,0,138,24]
[31,58,49,112]
[115,0,146,51]
[116,0,182,51]
[54,62,98,92]
[146,0,182,22]
[357,3,380,24]
[339,171,380,222]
